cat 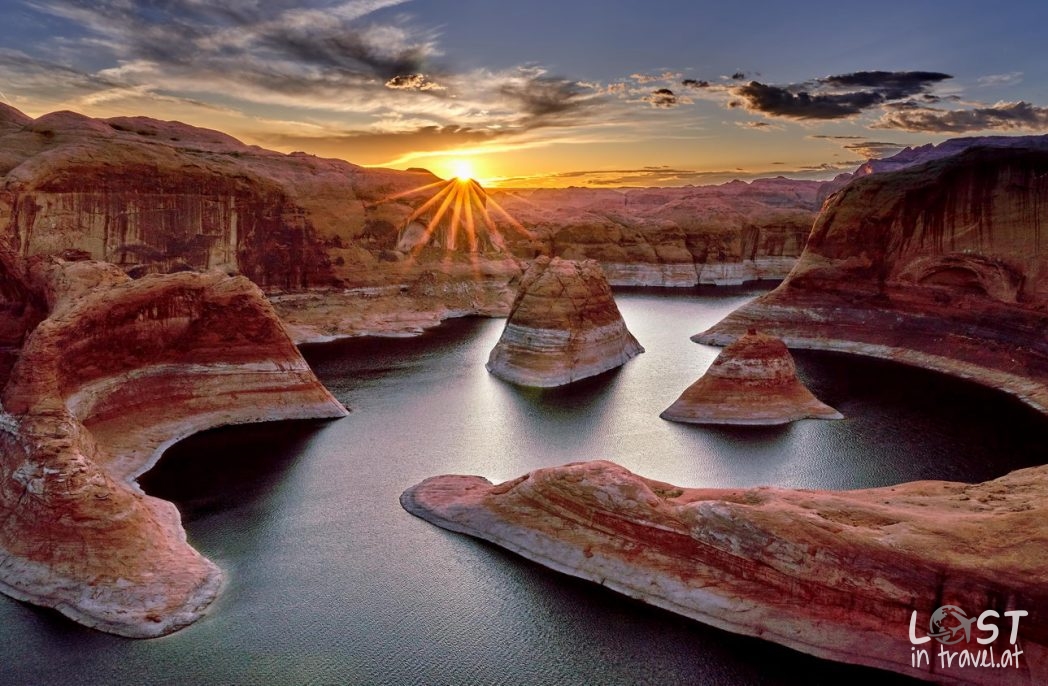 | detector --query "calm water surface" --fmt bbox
[1,287,1045,685]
